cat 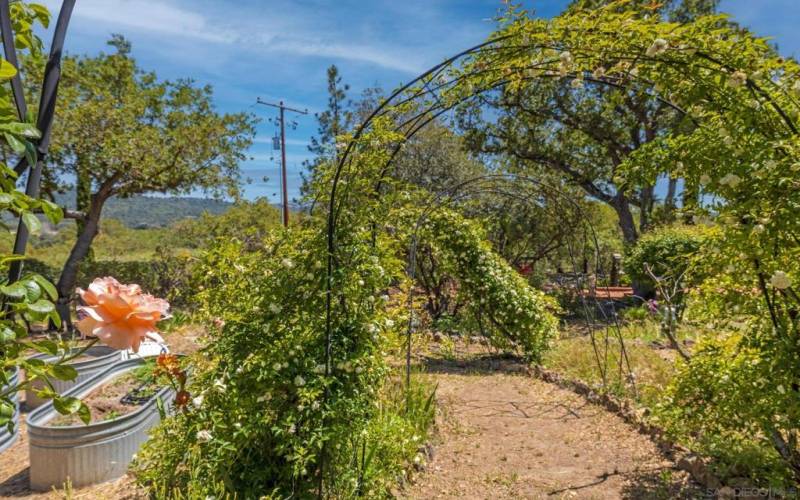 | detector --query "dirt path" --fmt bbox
[400,355,700,499]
